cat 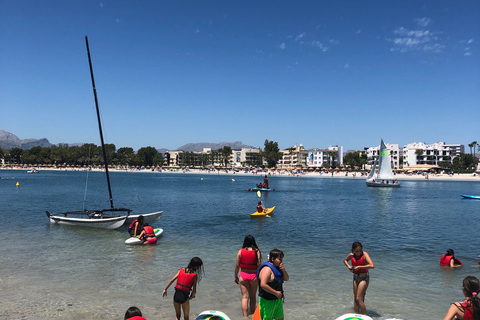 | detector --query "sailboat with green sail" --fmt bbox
[366,139,400,188]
